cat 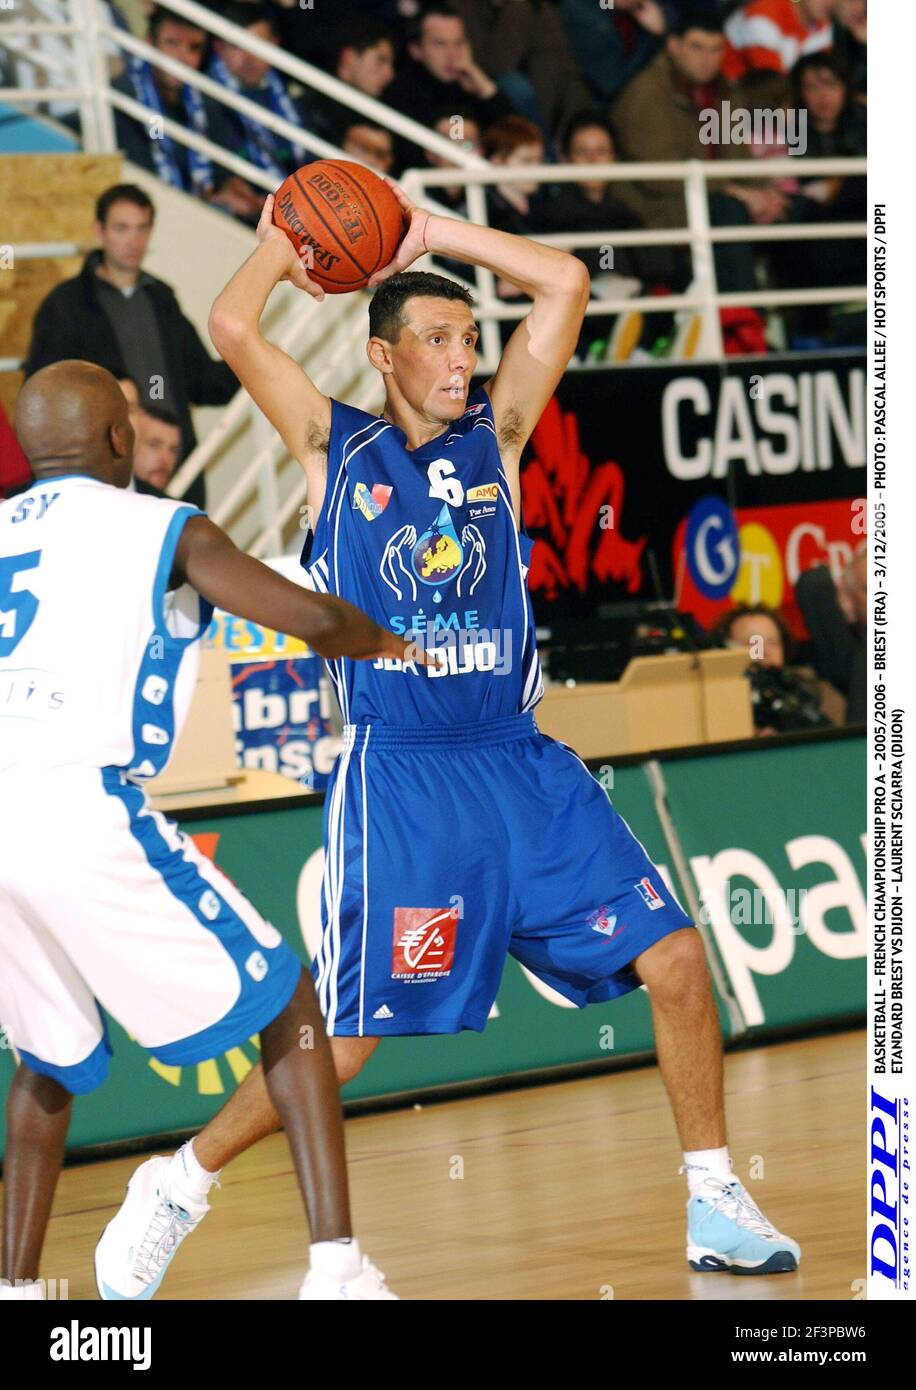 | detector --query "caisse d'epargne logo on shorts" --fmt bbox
[392,907,458,981]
